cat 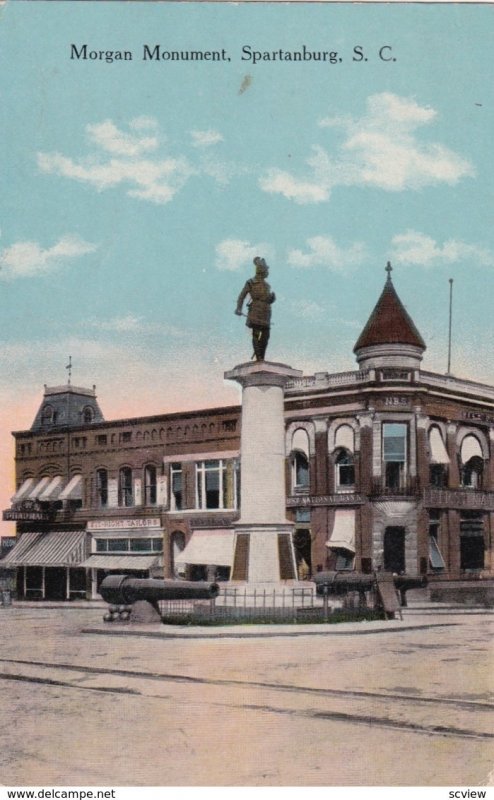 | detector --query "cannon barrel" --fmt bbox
[313,571,375,595]
[99,575,220,606]
[313,571,427,596]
